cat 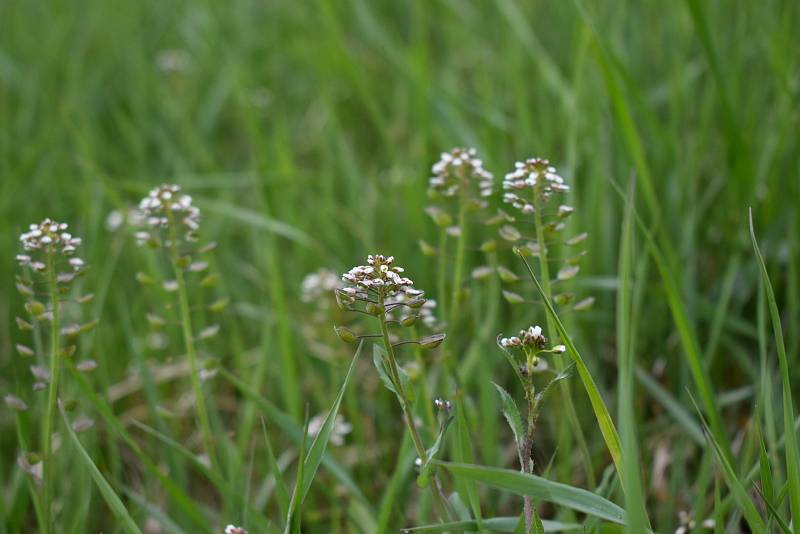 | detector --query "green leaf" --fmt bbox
[454,397,484,531]
[60,405,142,534]
[403,516,580,532]
[372,344,412,402]
[691,395,766,532]
[301,341,363,501]
[261,417,290,522]
[285,412,309,534]
[418,415,454,487]
[518,254,624,478]
[437,461,626,525]
[492,382,525,466]
[749,209,800,529]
